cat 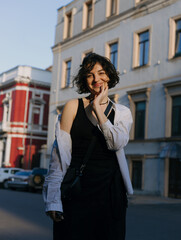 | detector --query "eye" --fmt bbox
[87,74,92,78]
[86,74,93,80]
[99,71,105,75]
